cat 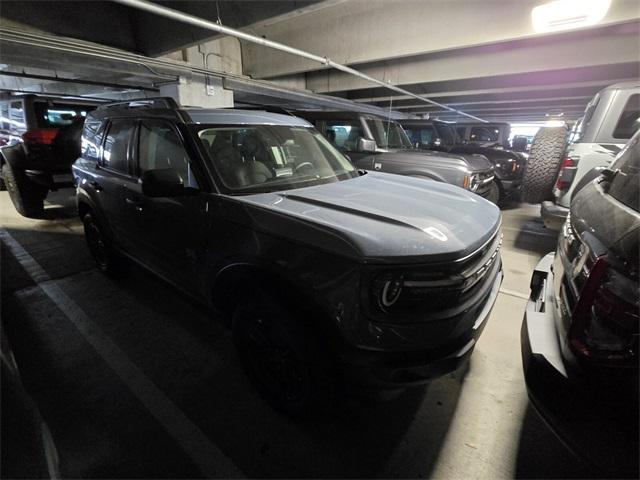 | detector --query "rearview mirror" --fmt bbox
[141,168,185,197]
[356,137,377,153]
